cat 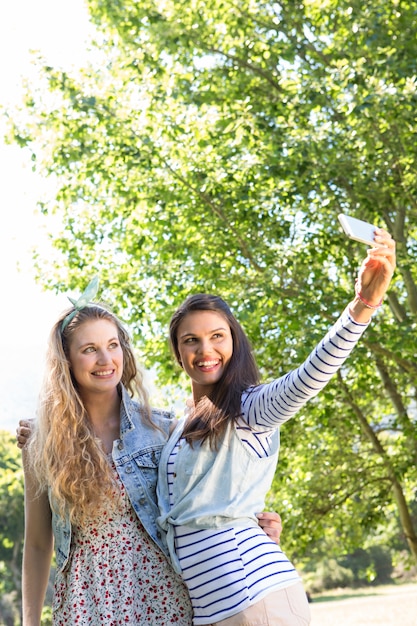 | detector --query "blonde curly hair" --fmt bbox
[27,303,152,527]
